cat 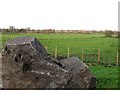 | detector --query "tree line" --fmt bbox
[0,28,119,38]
